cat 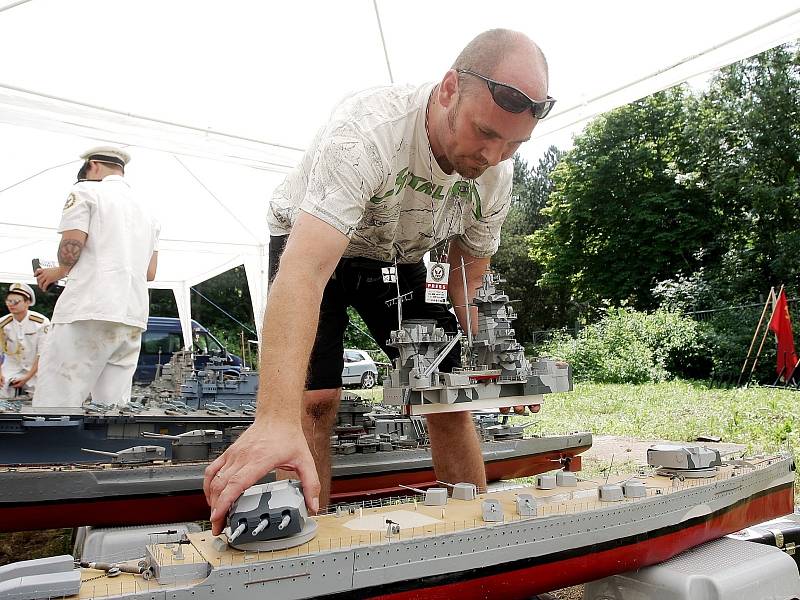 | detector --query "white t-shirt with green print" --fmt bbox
[268,82,512,264]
